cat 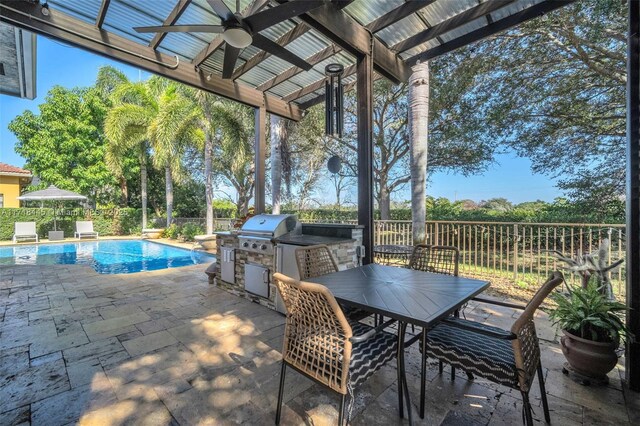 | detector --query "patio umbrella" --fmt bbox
[18,185,87,231]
